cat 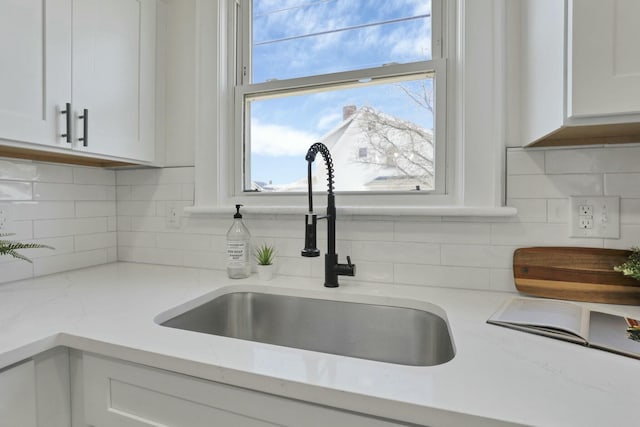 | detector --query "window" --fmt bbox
[234,0,445,195]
